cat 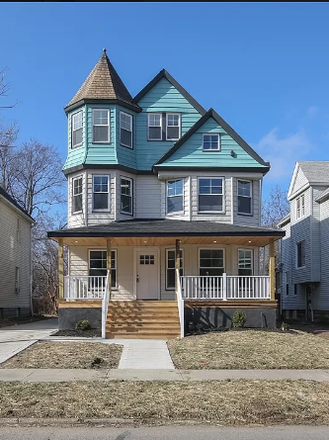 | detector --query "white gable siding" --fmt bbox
[290,167,308,198]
